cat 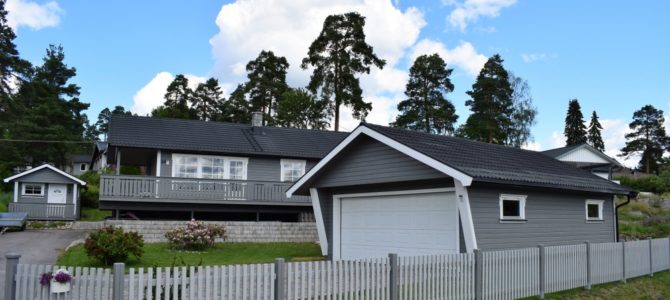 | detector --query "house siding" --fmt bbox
[313,136,448,188]
[468,186,616,250]
[18,168,79,184]
[17,182,74,204]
